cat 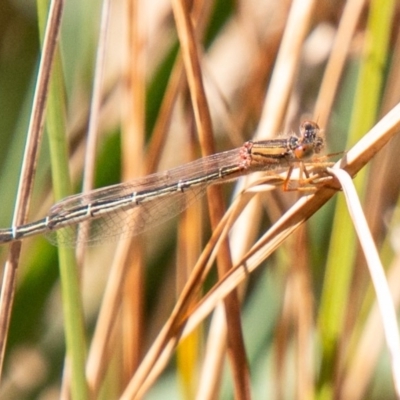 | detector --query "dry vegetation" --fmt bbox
[0,0,400,399]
